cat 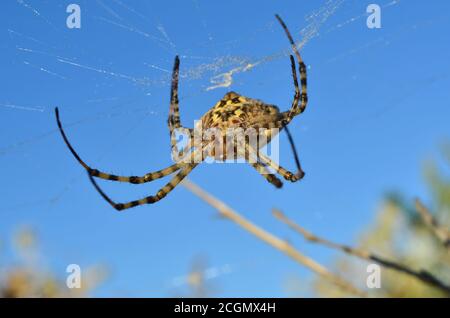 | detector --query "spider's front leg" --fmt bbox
[275,14,308,125]
[88,148,205,211]
[167,55,194,159]
[89,163,198,211]
[55,107,184,183]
